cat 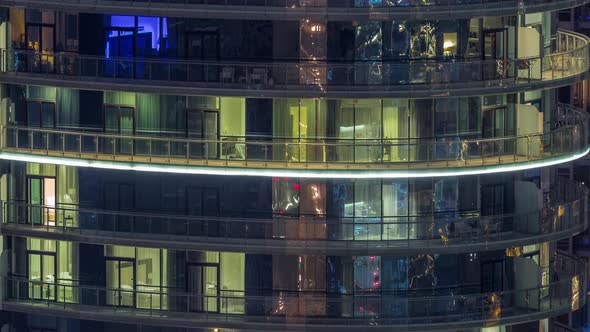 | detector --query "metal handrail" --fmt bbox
[1,0,586,10]
[1,178,586,245]
[2,104,587,169]
[3,255,585,324]
[2,124,579,145]
[3,30,588,92]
